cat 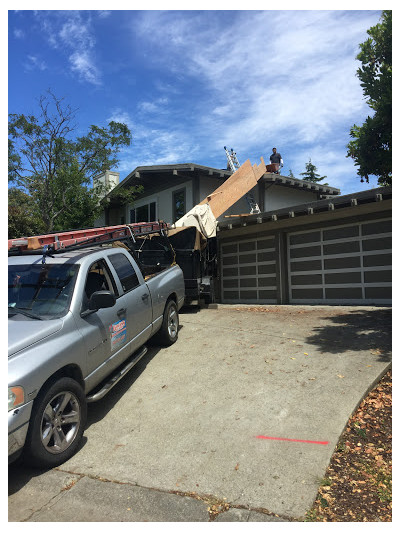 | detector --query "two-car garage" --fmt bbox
[218,188,392,306]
